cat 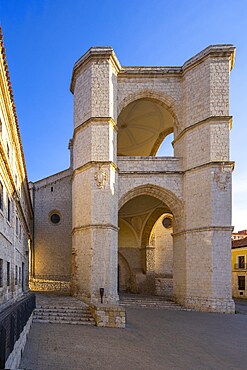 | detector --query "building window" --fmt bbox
[19,223,22,239]
[238,256,245,269]
[15,265,18,285]
[238,276,245,290]
[16,216,18,235]
[7,142,10,158]
[0,259,3,287]
[7,261,10,286]
[0,181,3,211]
[19,266,21,284]
[7,197,11,222]
[50,212,61,224]
[162,216,172,229]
